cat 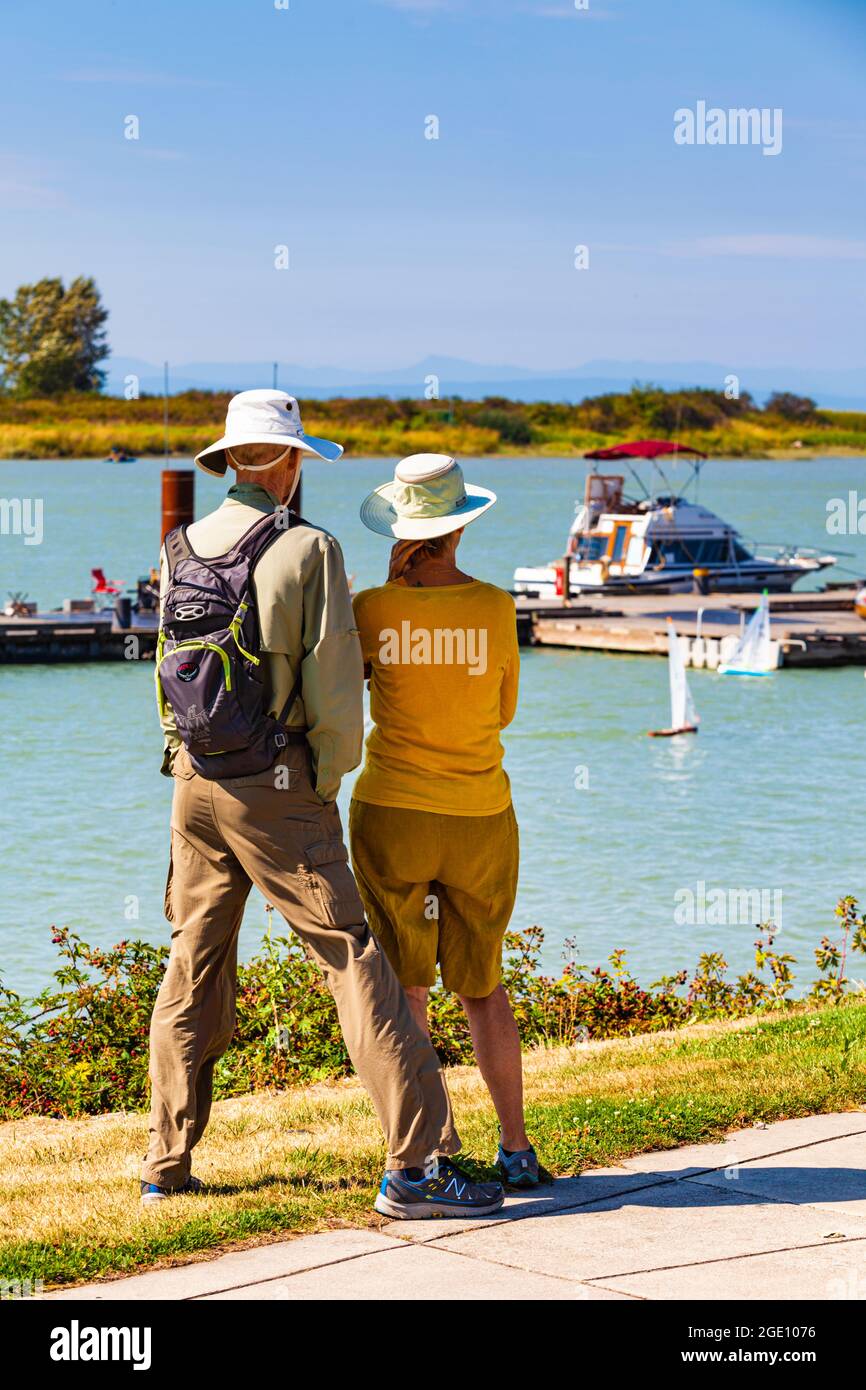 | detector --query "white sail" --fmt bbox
[668,620,699,730]
[720,592,776,675]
